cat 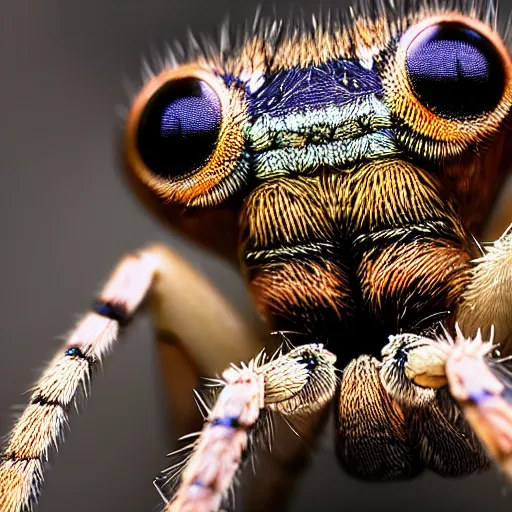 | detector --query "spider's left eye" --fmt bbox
[136,77,222,179]
[126,66,247,207]
[405,22,505,118]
